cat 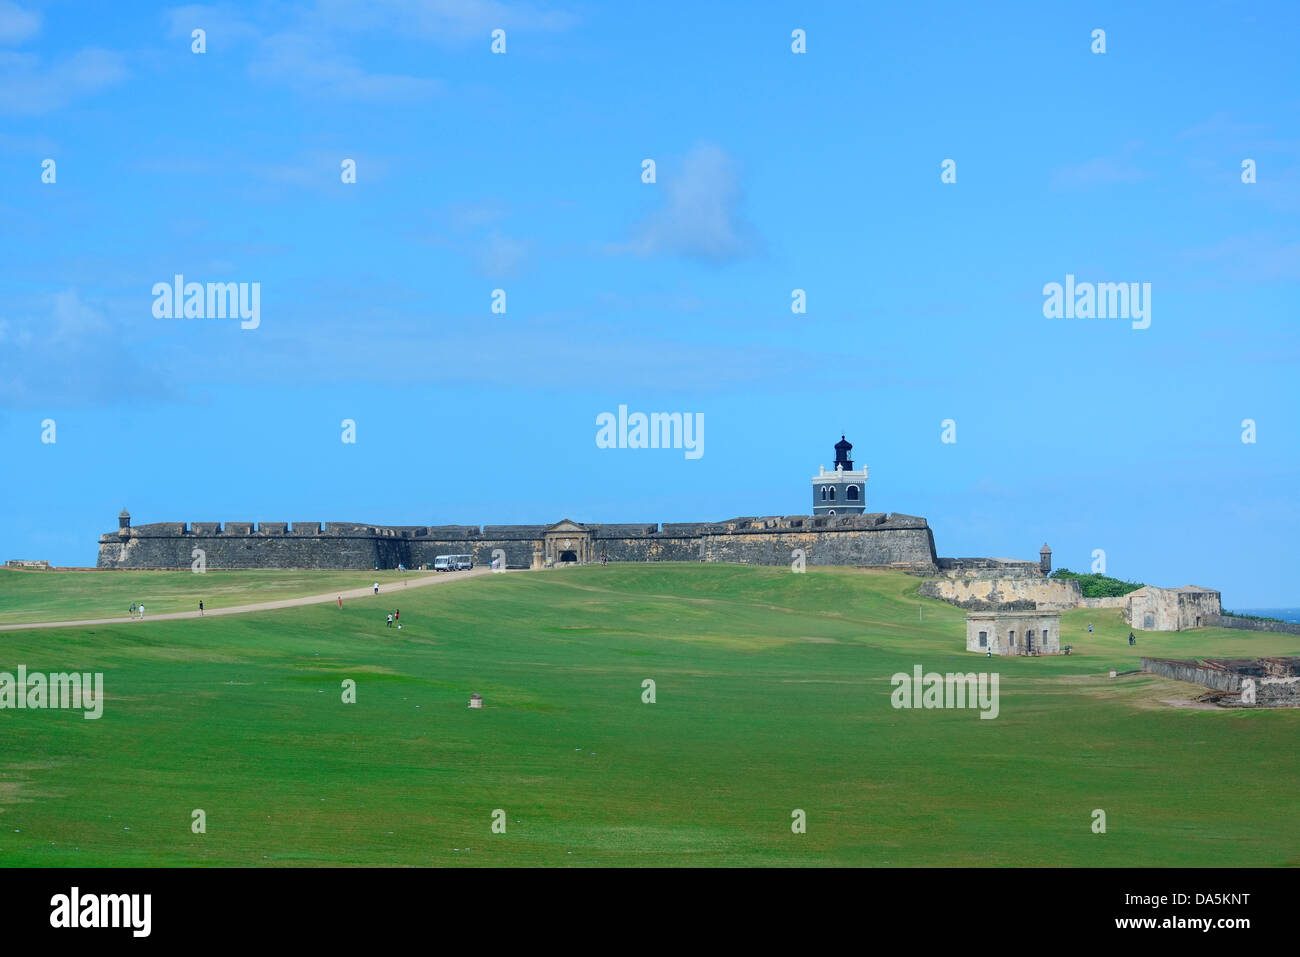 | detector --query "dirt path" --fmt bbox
[0,566,508,632]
